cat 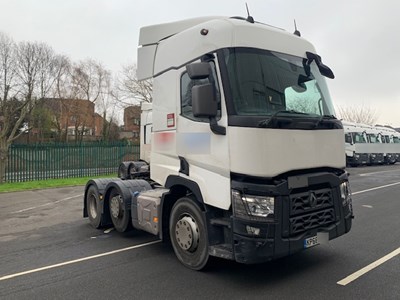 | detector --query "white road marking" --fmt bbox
[104,228,115,234]
[352,182,400,195]
[362,205,373,208]
[91,228,114,239]
[0,240,161,282]
[359,169,400,177]
[11,194,83,214]
[337,247,400,286]
[337,181,400,285]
